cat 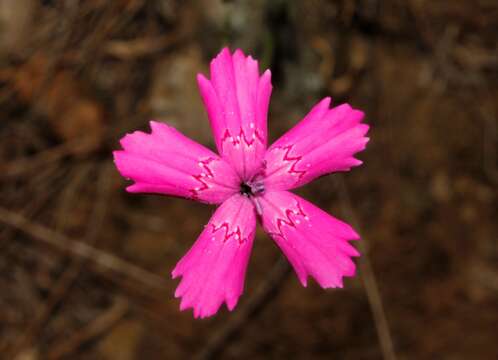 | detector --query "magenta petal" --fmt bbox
[197,48,272,180]
[260,191,360,288]
[263,98,369,190]
[113,121,239,204]
[172,194,256,318]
